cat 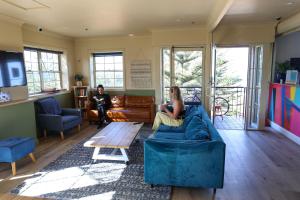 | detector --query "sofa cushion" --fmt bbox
[125,96,154,108]
[62,115,80,124]
[157,112,201,132]
[185,115,210,140]
[37,97,62,115]
[111,96,125,107]
[154,131,185,140]
[107,108,150,119]
[0,137,35,163]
